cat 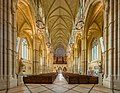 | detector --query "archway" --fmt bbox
[84,1,103,75]
[58,67,62,73]
[63,67,67,72]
